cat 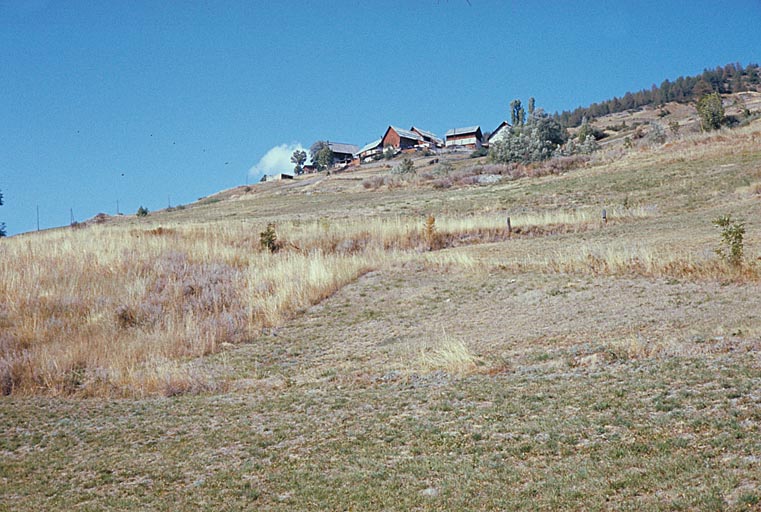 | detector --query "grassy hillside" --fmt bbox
[1,116,761,509]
